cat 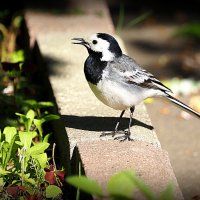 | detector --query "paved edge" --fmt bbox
[74,140,183,199]
[24,0,184,199]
